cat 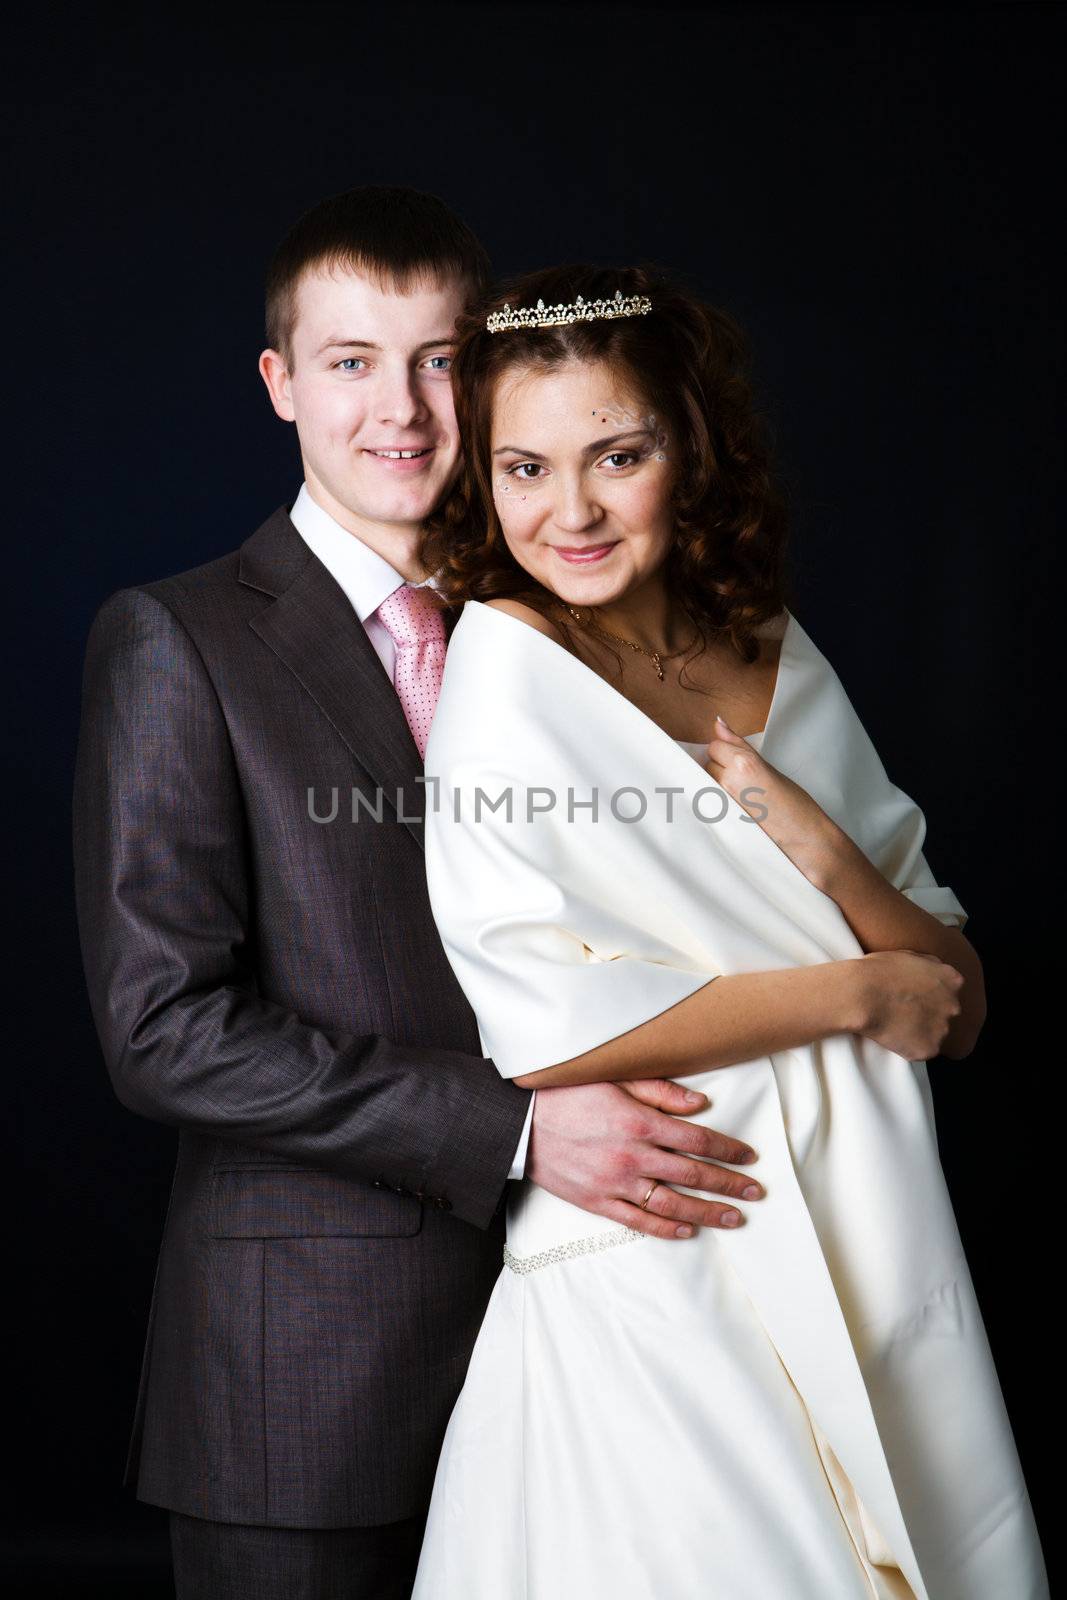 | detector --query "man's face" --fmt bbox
[260,266,466,544]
